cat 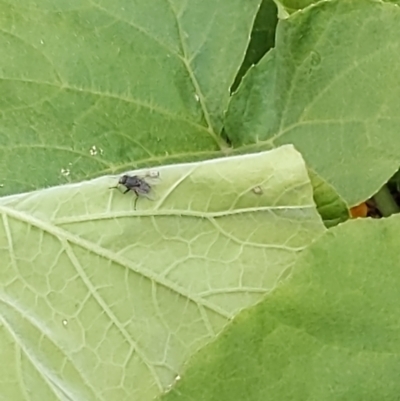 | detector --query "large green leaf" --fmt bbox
[0,146,326,400]
[0,0,260,195]
[225,0,400,206]
[162,215,400,401]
